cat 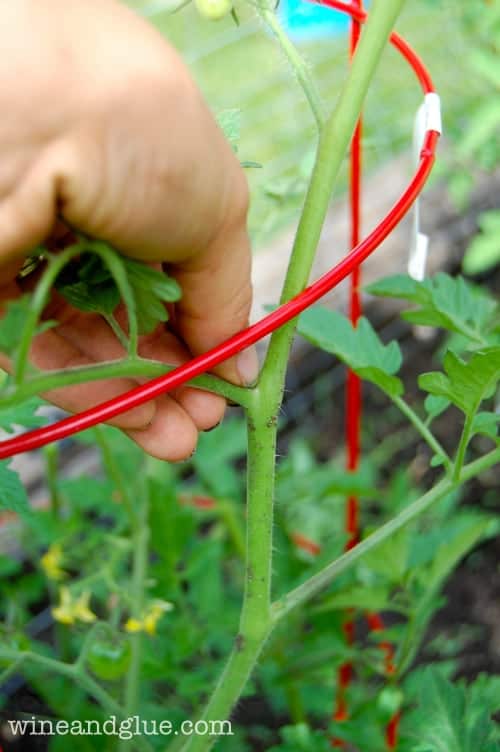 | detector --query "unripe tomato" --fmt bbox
[86,636,131,681]
[195,0,233,21]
